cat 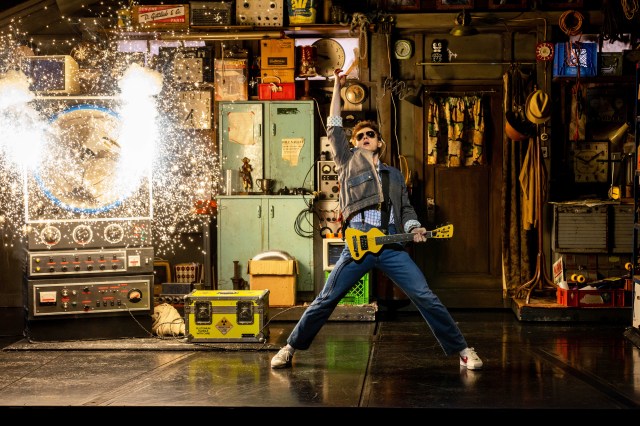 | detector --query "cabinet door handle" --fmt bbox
[271,205,275,218]
[257,205,262,218]
[271,123,276,136]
